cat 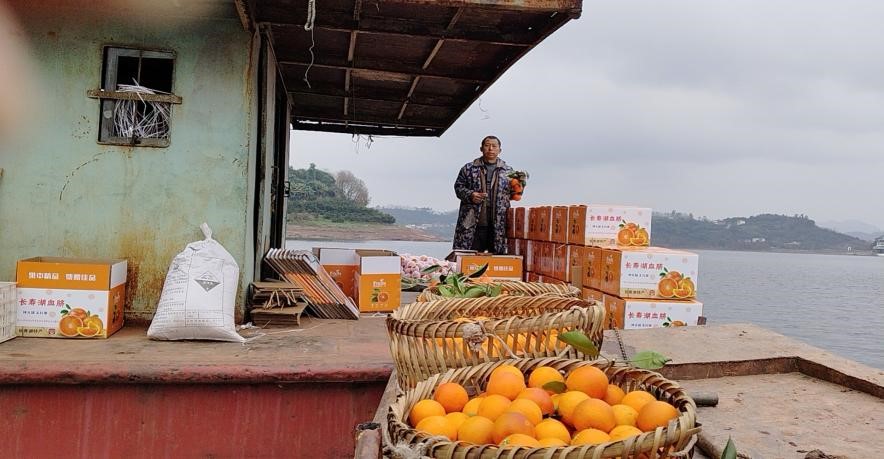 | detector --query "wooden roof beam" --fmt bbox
[290,88,465,107]
[279,61,490,85]
[268,21,533,47]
